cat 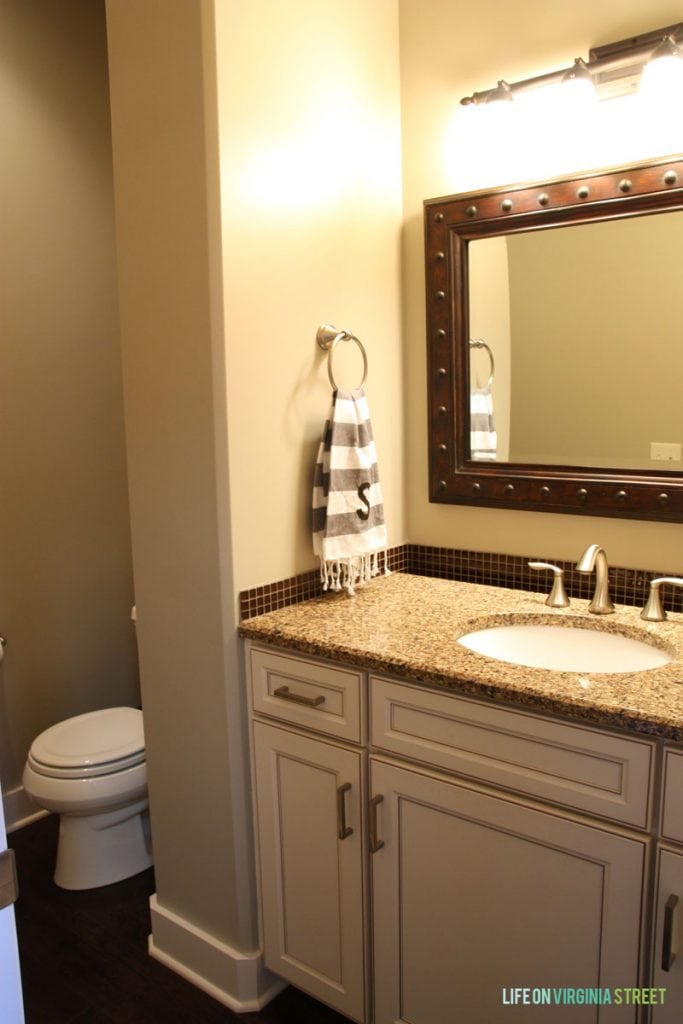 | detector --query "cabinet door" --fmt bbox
[252,721,366,1022]
[371,758,646,1024]
[651,848,683,1024]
